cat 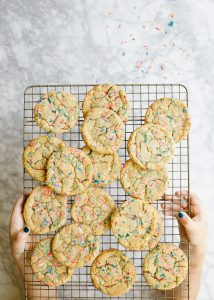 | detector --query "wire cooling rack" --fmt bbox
[23,84,190,300]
